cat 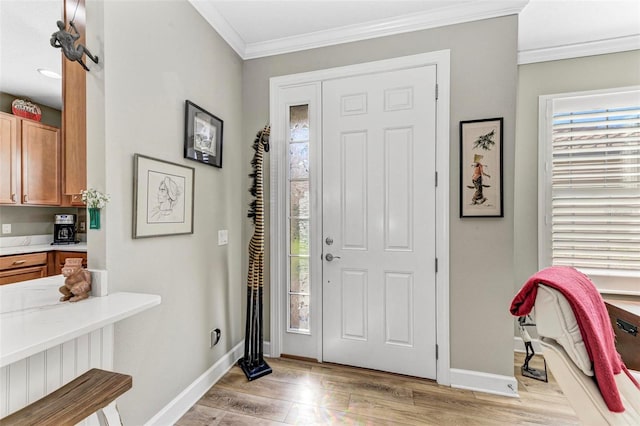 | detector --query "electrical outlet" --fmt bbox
[1,224,11,234]
[79,221,86,232]
[210,328,221,348]
[218,230,228,246]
